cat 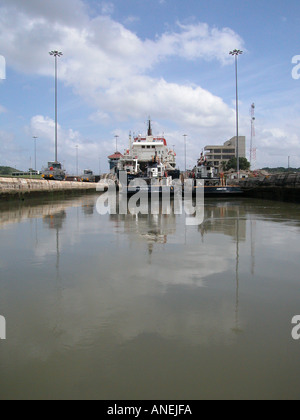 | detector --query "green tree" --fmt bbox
[0,166,18,175]
[225,157,250,171]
